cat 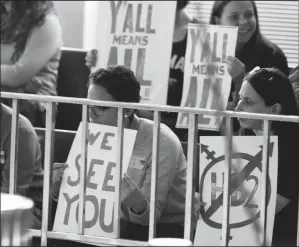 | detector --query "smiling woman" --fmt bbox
[209,1,289,106]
